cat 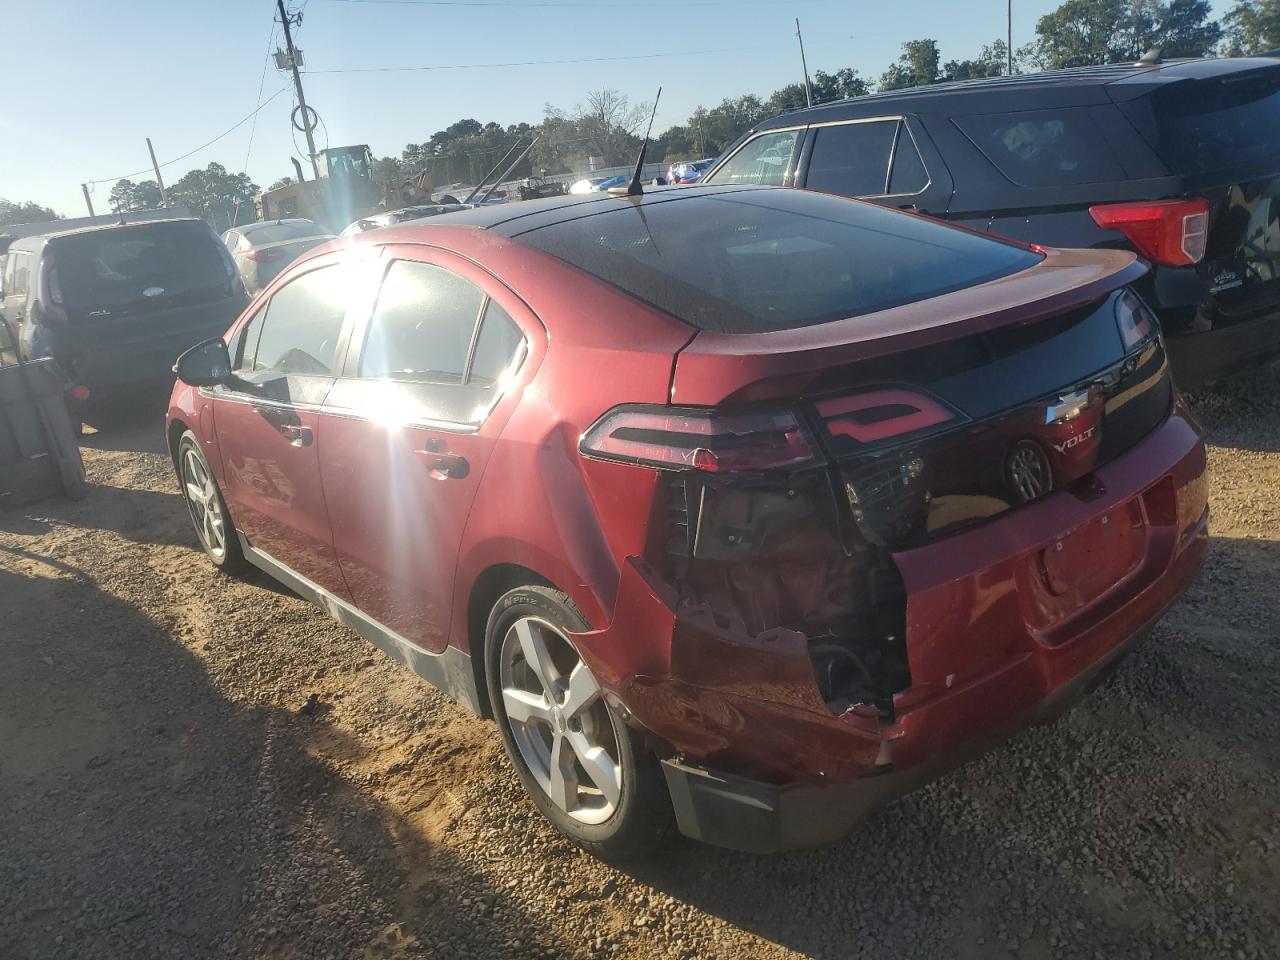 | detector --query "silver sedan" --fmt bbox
[221,220,334,295]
